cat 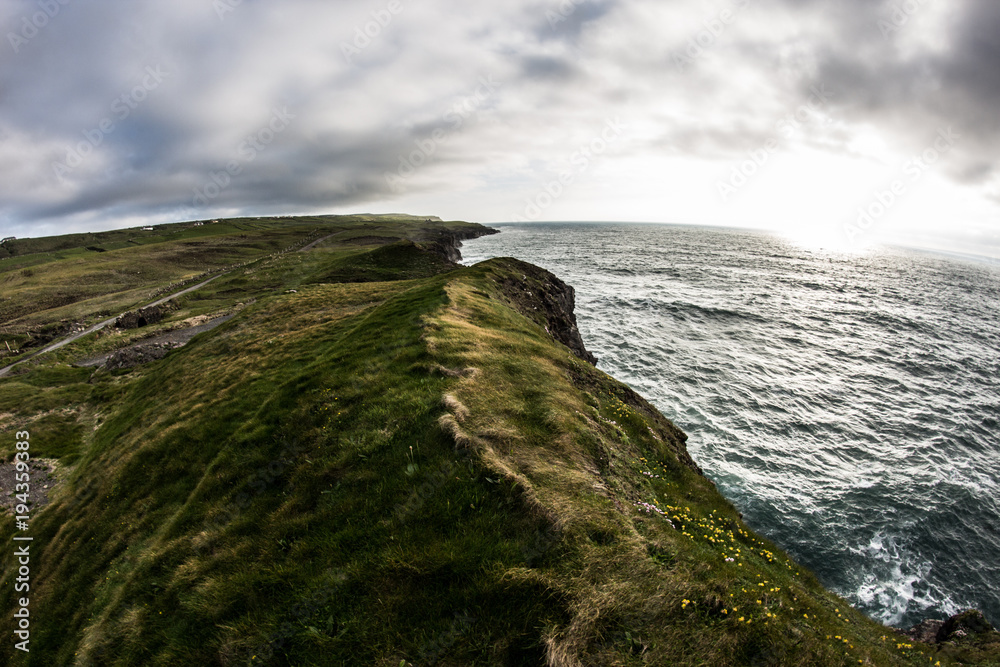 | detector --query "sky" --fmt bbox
[1,0,998,260]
